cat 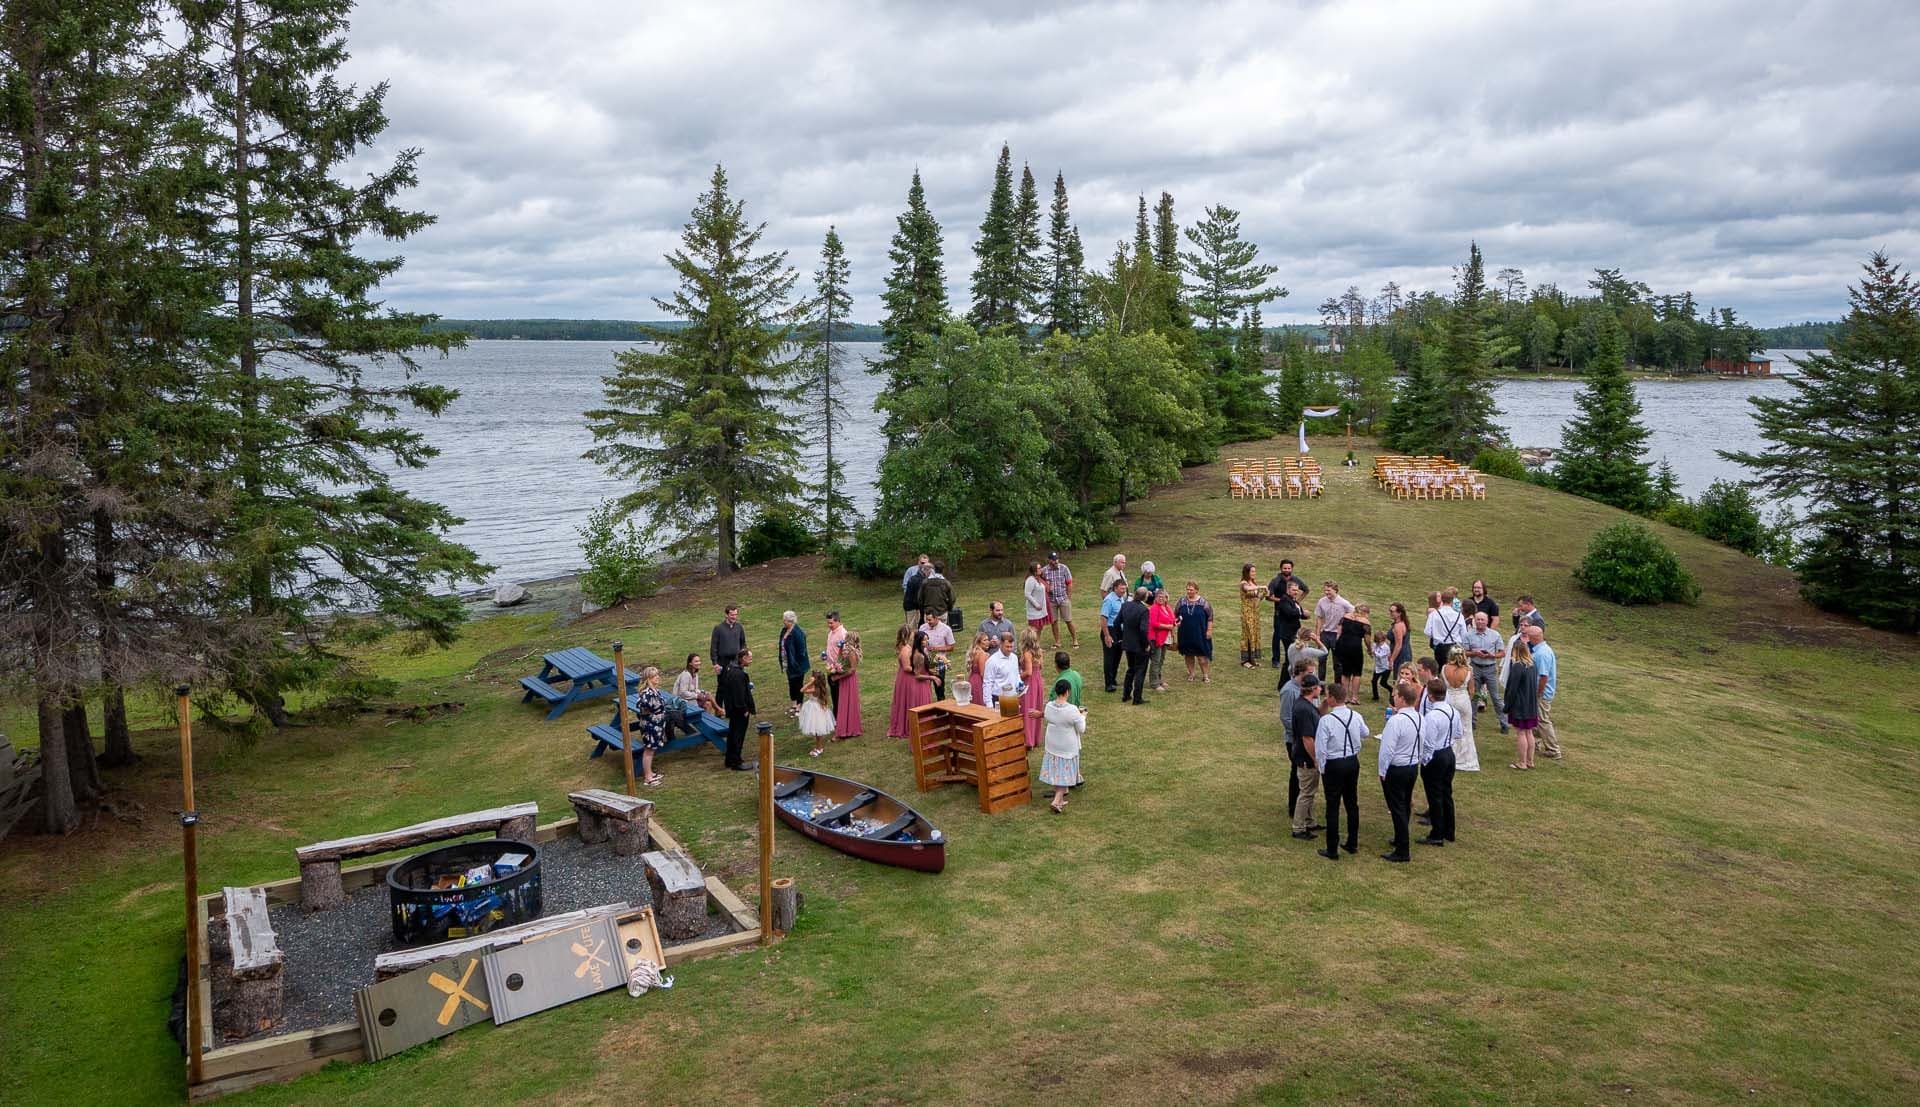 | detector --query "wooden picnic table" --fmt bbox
[519,647,639,721]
